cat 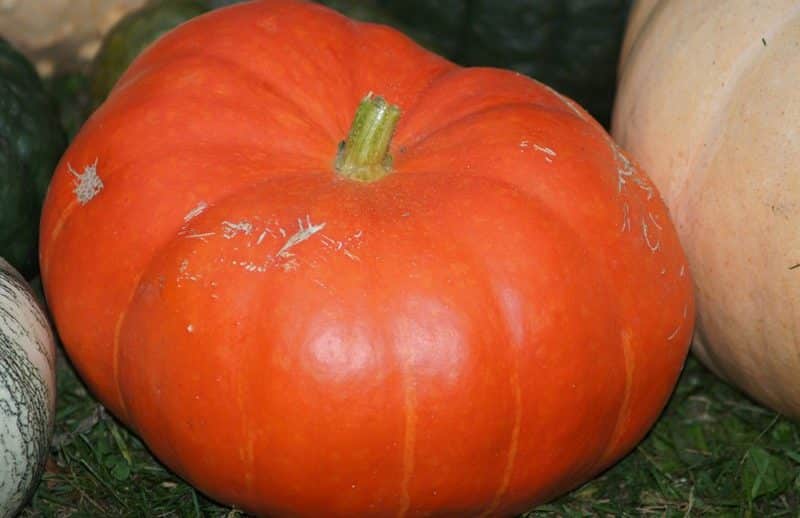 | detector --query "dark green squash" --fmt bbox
[0,39,65,278]
[44,71,91,142]
[379,0,633,126]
